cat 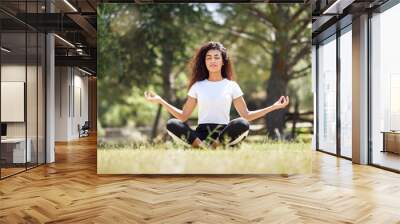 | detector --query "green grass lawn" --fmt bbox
[97,138,312,174]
